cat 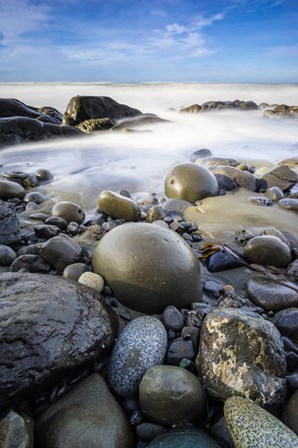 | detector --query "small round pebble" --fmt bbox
[78,271,105,293]
[63,263,90,281]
